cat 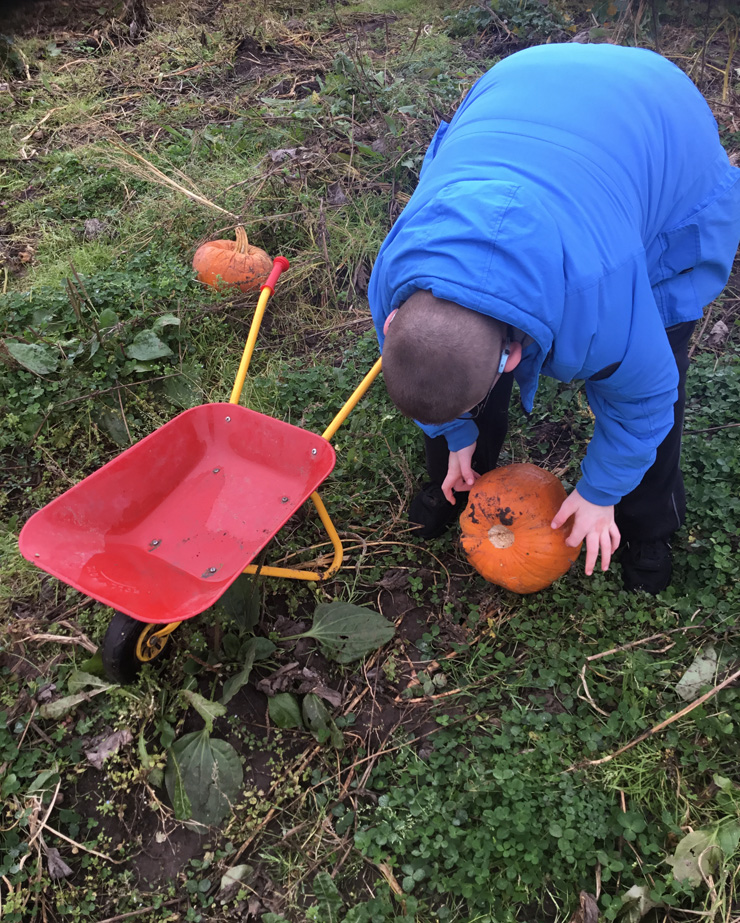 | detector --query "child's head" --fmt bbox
[382,290,518,424]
